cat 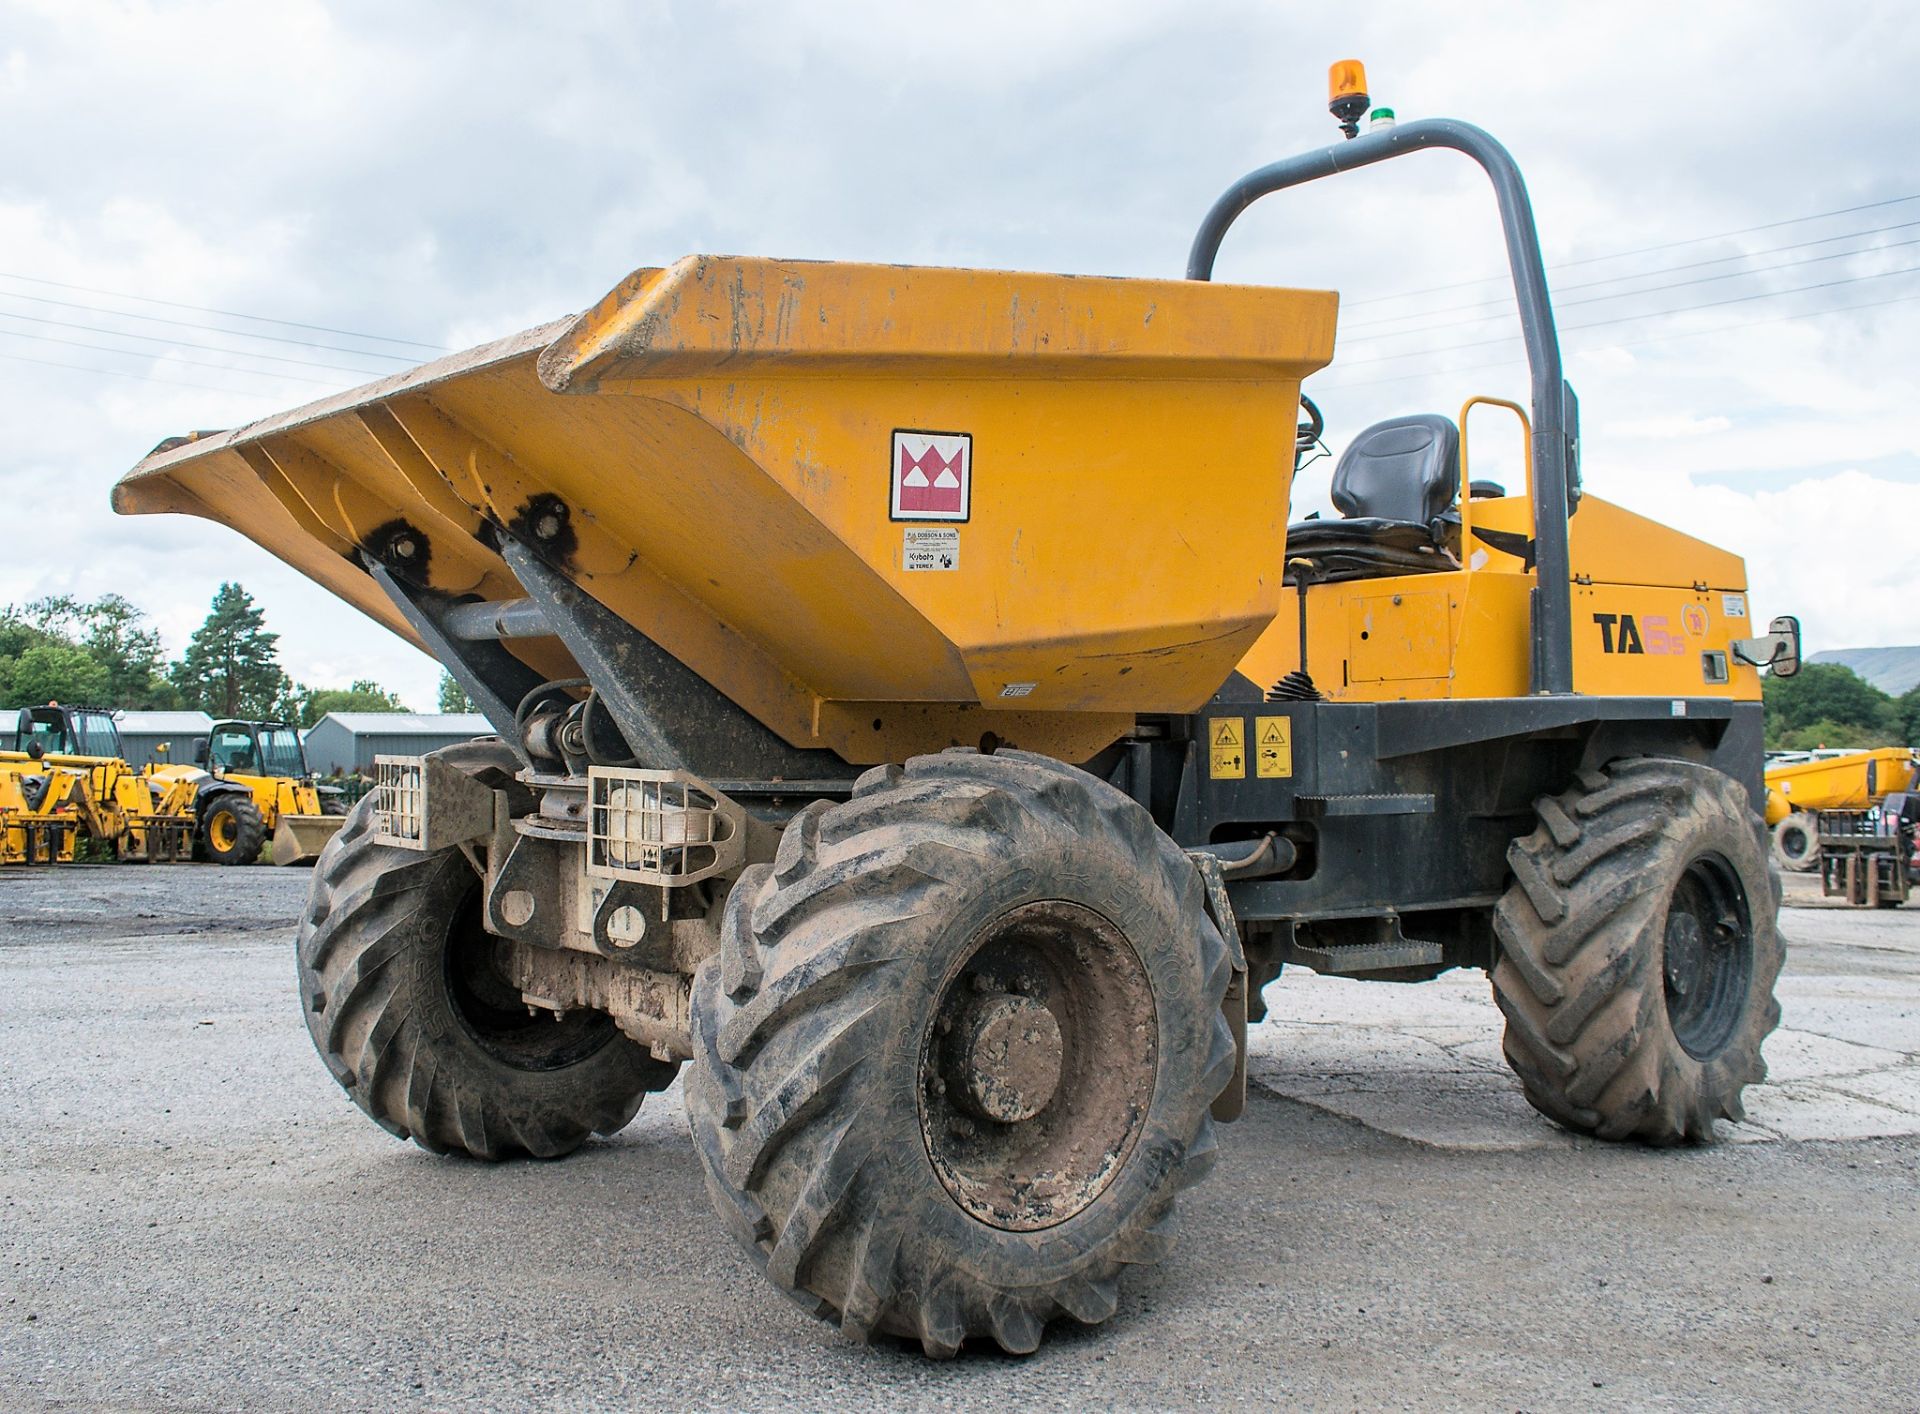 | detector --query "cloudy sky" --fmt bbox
[3,0,1916,708]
